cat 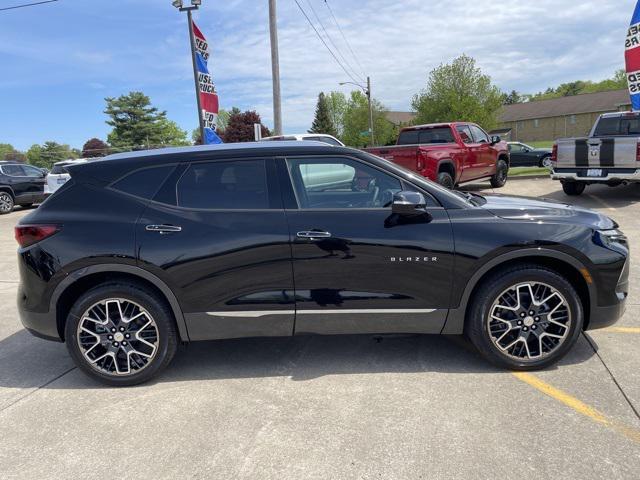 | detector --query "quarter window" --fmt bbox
[112,165,175,200]
[287,157,402,209]
[176,160,269,209]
